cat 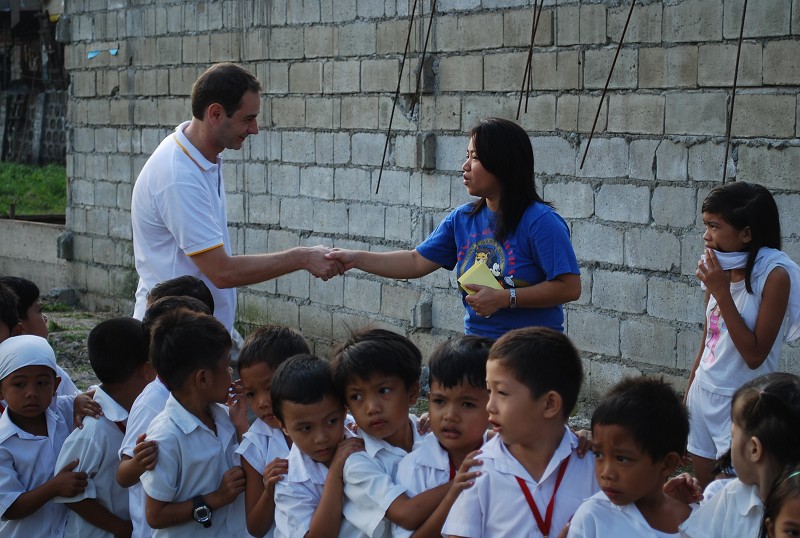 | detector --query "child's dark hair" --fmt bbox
[711,449,736,479]
[592,377,689,462]
[0,276,39,321]
[760,464,800,538]
[88,317,148,385]
[270,354,343,424]
[331,328,422,396]
[238,324,310,372]
[732,372,800,470]
[702,182,781,293]
[0,283,19,334]
[147,275,215,312]
[429,336,493,390]
[141,296,212,352]
[149,309,231,391]
[489,327,583,419]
